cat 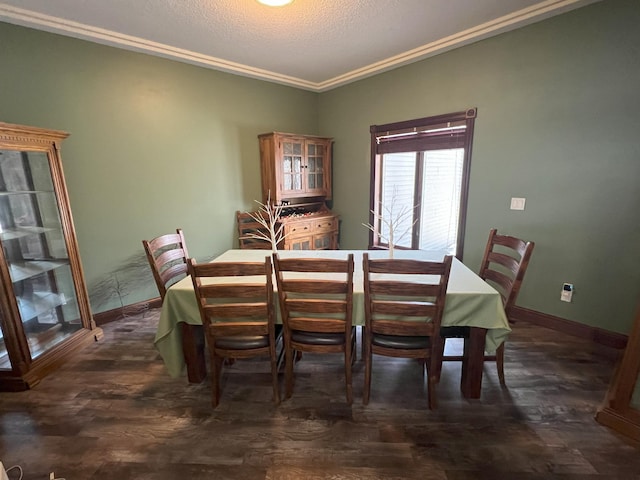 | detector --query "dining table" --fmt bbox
[154,248,510,399]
